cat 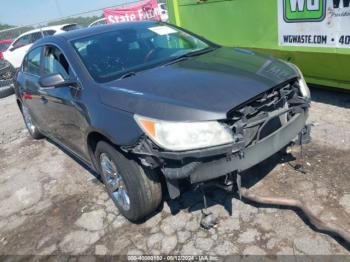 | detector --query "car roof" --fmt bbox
[56,21,159,41]
[17,24,77,37]
[30,21,163,50]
